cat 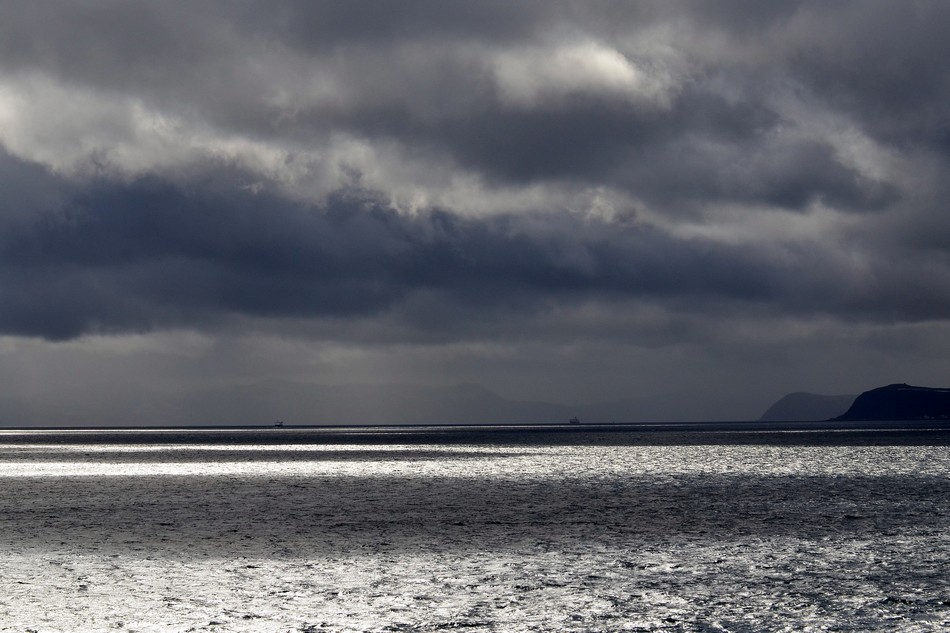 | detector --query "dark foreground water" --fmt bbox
[0,426,947,631]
